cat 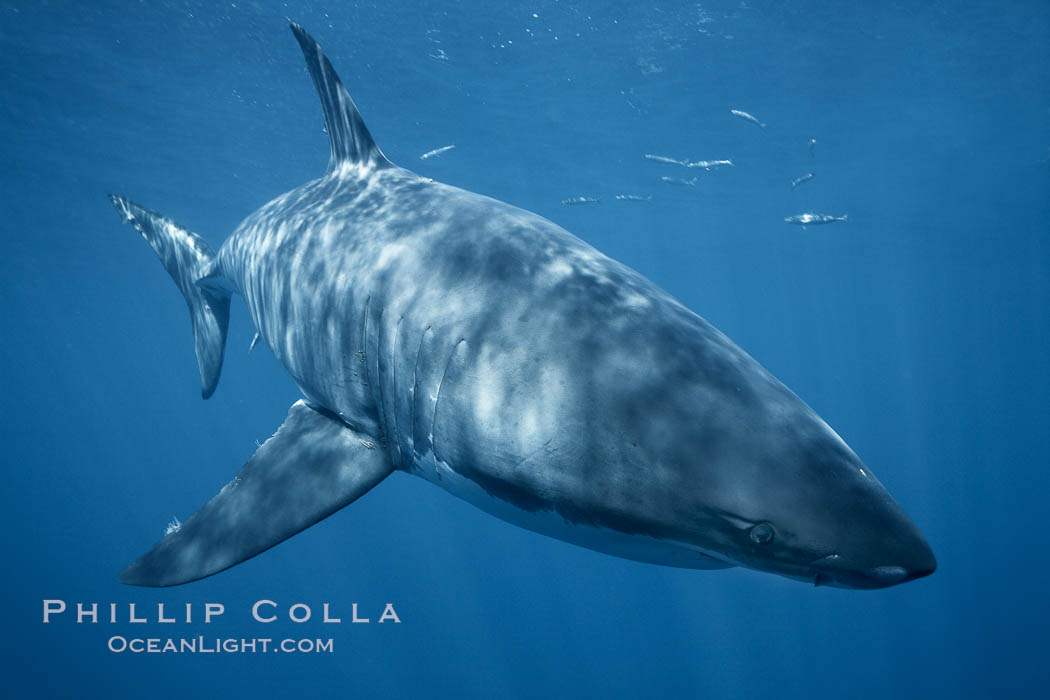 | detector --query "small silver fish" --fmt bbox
[420,144,455,160]
[562,196,601,205]
[685,159,734,170]
[790,173,815,190]
[784,212,848,227]
[731,109,766,129]
[644,154,685,165]
[808,138,817,156]
[661,176,697,187]
[249,331,260,353]
[614,194,651,202]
